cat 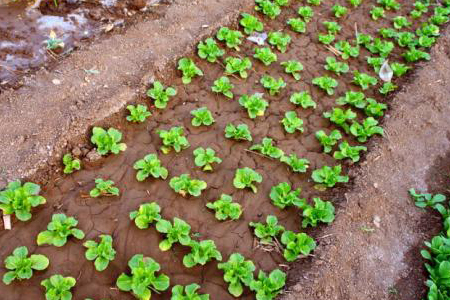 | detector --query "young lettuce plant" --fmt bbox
[367,56,385,72]
[178,58,203,84]
[312,76,338,95]
[211,76,234,99]
[268,32,291,53]
[126,104,151,123]
[353,71,378,90]
[396,32,417,48]
[301,198,335,228]
[281,231,316,261]
[366,38,394,57]
[393,16,411,29]
[249,215,285,244]
[157,126,190,154]
[254,48,277,66]
[315,130,342,153]
[334,141,367,162]
[91,127,127,156]
[378,28,398,39]
[287,18,306,33]
[233,167,262,193]
[298,6,314,22]
[62,154,81,174]
[217,253,255,297]
[206,194,242,221]
[224,123,253,141]
[2,246,49,285]
[280,154,310,173]
[312,165,349,188]
[146,81,177,109]
[332,4,348,17]
[323,108,356,132]
[370,6,385,20]
[307,0,321,5]
[334,40,360,59]
[225,57,252,78]
[281,60,303,80]
[183,240,222,268]
[37,213,85,247]
[348,0,362,7]
[216,27,243,51]
[193,147,222,171]
[403,46,430,62]
[290,91,317,109]
[156,217,191,250]
[260,75,286,96]
[197,38,224,63]
[169,174,207,197]
[250,137,284,159]
[365,98,387,118]
[349,117,384,142]
[270,182,305,209]
[0,180,46,222]
[249,269,286,300]
[133,153,168,181]
[116,254,170,300]
[324,56,349,75]
[239,94,269,119]
[255,0,281,19]
[171,284,210,300]
[90,179,119,197]
[377,0,400,10]
[379,82,397,95]
[411,1,428,18]
[41,275,76,300]
[336,90,367,109]
[191,107,215,127]
[83,234,116,272]
[409,189,446,209]
[281,111,304,134]
[240,13,264,34]
[323,21,341,34]
[129,202,162,229]
[318,33,335,45]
